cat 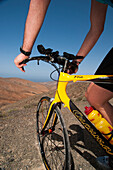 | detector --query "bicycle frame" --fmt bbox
[42,72,113,155]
